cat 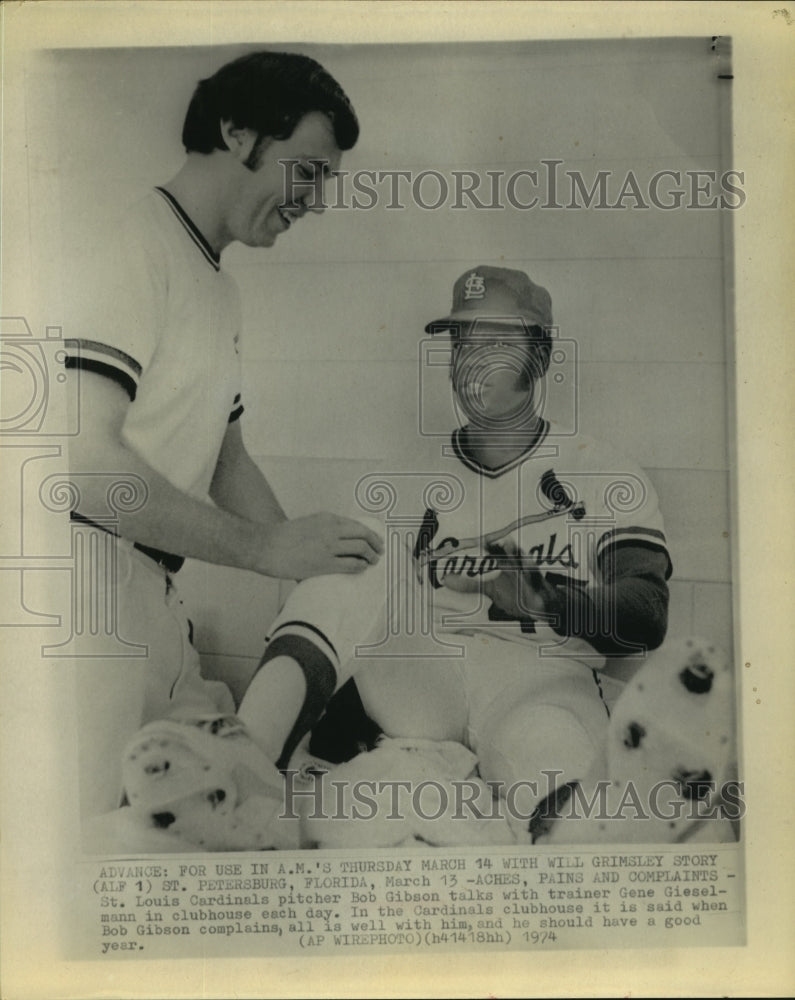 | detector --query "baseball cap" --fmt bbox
[425,265,553,334]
